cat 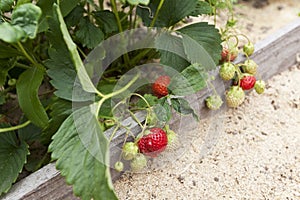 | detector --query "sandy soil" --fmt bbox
[114,1,300,199]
